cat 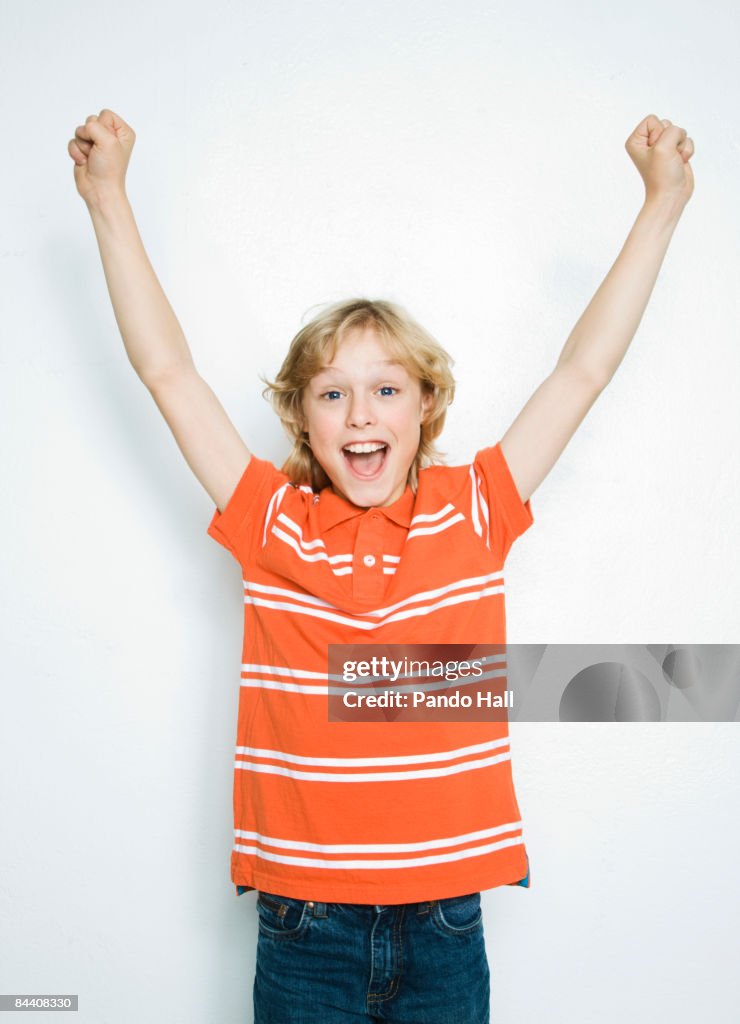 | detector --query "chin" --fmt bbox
[339,477,393,508]
[345,485,388,507]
